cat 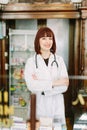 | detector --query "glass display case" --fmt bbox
[9,29,37,121]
